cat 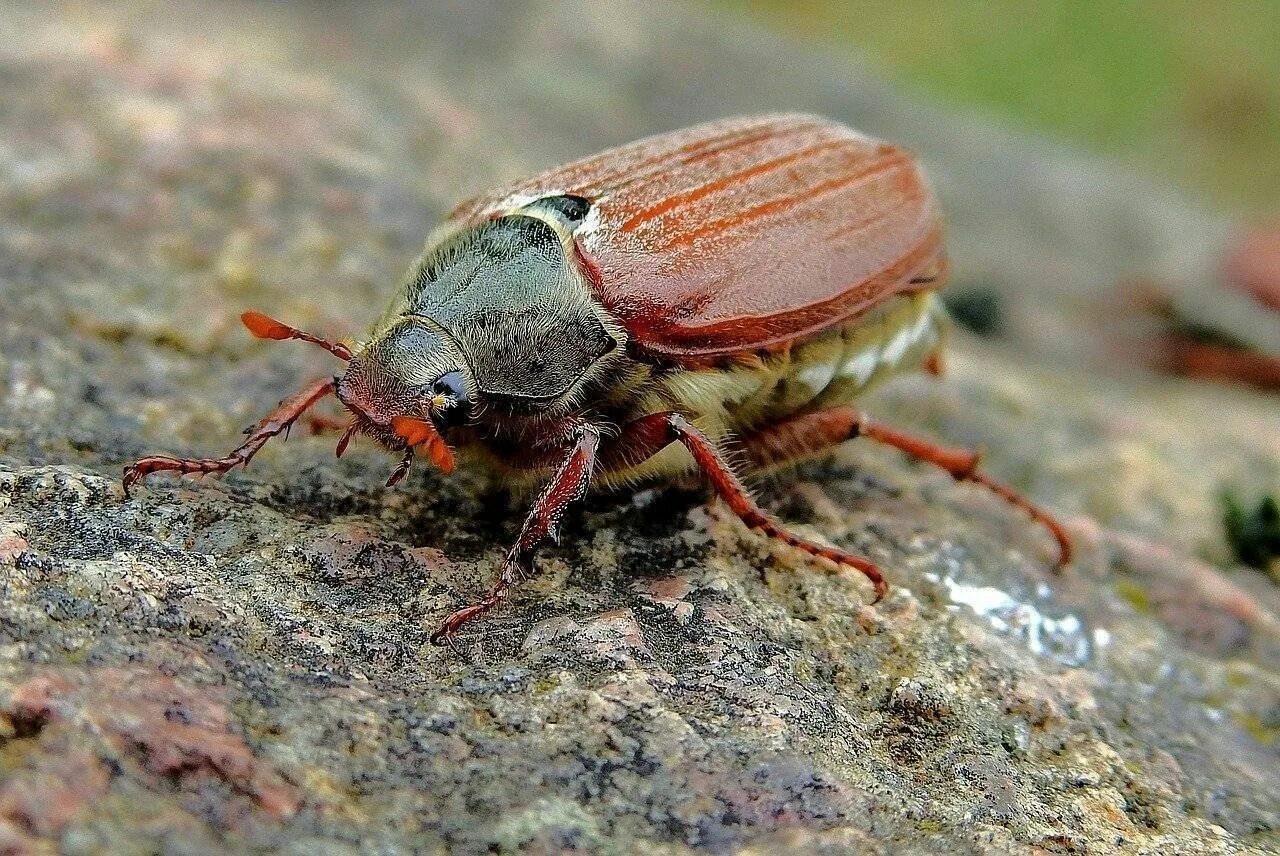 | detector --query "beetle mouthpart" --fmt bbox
[390,415,456,475]
[241,310,354,361]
